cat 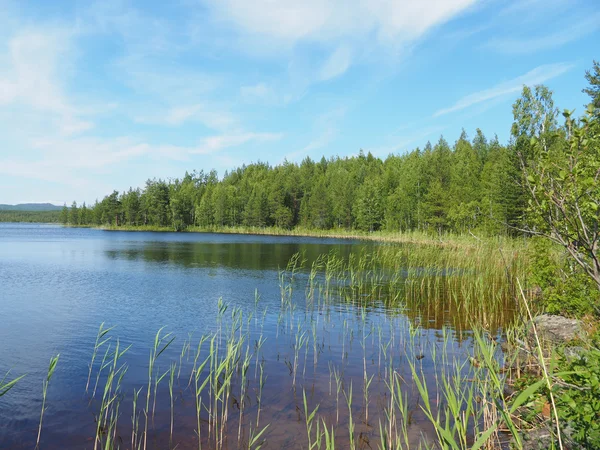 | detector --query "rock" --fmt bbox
[530,315,584,345]
[514,425,584,450]
[563,346,586,361]
[517,427,554,450]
